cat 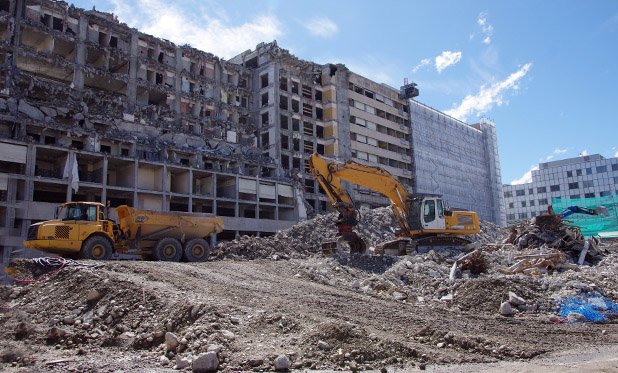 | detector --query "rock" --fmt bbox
[248,357,263,367]
[165,332,179,351]
[63,316,76,325]
[190,305,200,319]
[15,322,33,339]
[193,351,219,372]
[18,100,44,121]
[392,291,408,301]
[160,355,170,366]
[508,292,526,306]
[349,361,359,372]
[206,344,223,353]
[40,107,57,117]
[437,342,445,348]
[273,355,290,371]
[45,326,67,342]
[317,340,330,350]
[229,316,241,325]
[440,294,453,301]
[499,301,514,316]
[86,290,103,303]
[175,357,190,370]
[351,279,360,289]
[219,330,235,340]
